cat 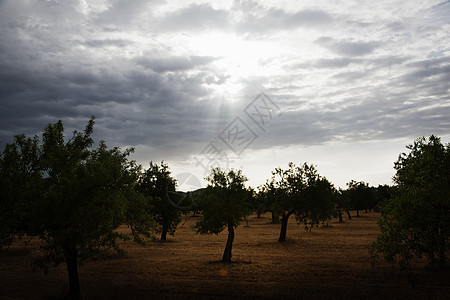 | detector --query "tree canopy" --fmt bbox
[263,162,335,242]
[371,135,450,269]
[345,180,377,217]
[136,161,182,241]
[193,167,251,262]
[0,134,41,246]
[0,117,153,299]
